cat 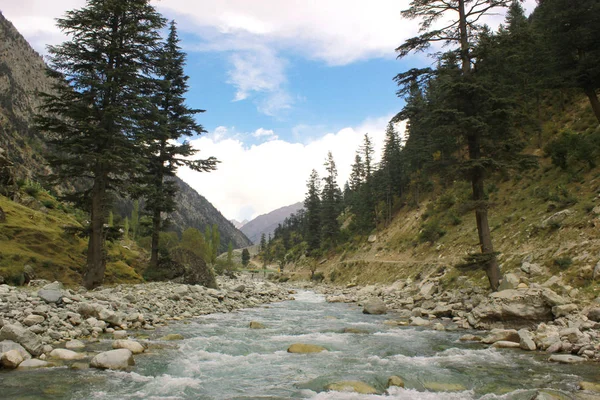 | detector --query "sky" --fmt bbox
[1,0,537,222]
